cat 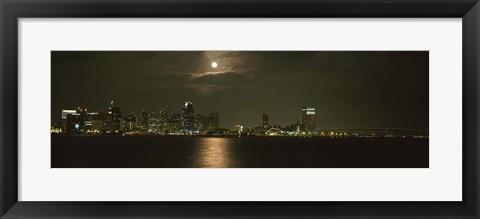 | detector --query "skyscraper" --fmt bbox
[168,113,181,133]
[123,113,137,132]
[262,113,269,129]
[181,101,195,132]
[208,112,220,131]
[195,114,209,132]
[147,112,161,133]
[108,101,122,132]
[61,109,77,131]
[301,107,316,134]
[141,109,148,131]
[159,105,168,131]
